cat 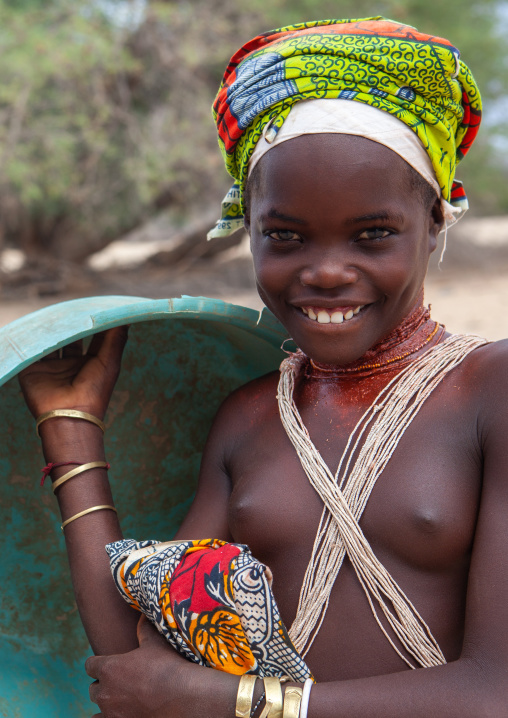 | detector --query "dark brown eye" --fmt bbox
[267,230,301,241]
[357,228,391,241]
